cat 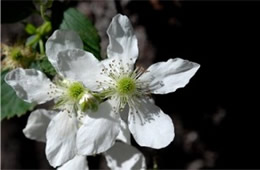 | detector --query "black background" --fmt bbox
[125,1,260,169]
